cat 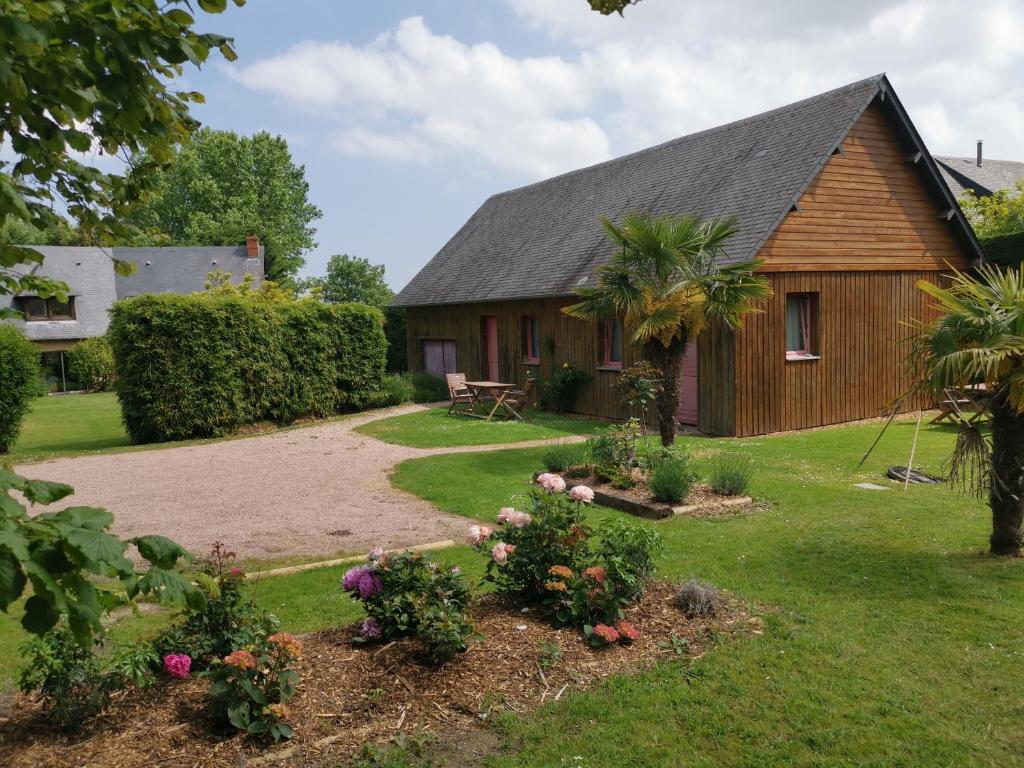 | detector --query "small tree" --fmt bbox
[310,254,394,307]
[0,325,41,452]
[564,212,770,445]
[907,264,1024,555]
